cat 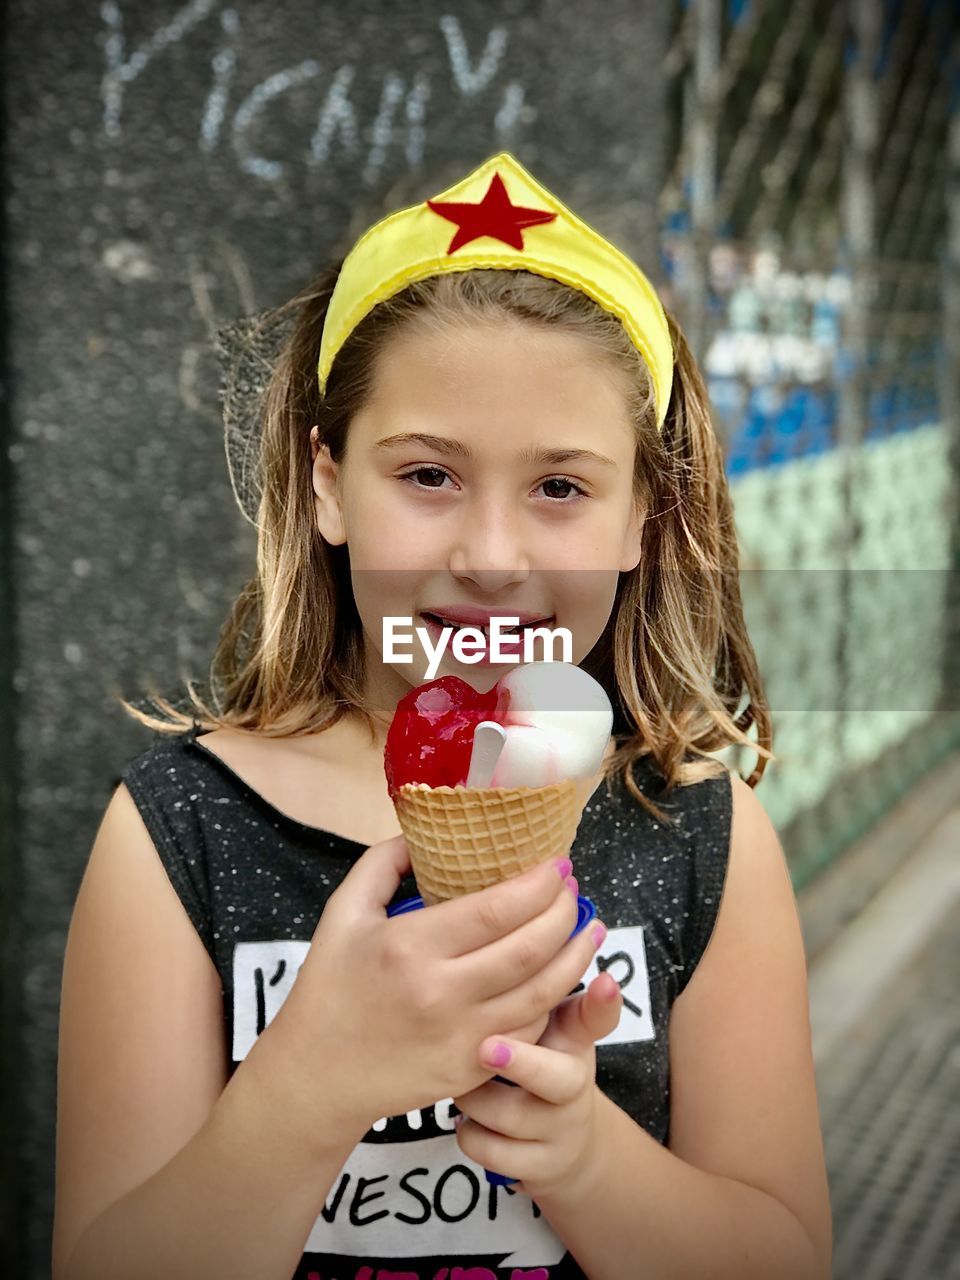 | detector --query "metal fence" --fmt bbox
[660,0,960,889]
